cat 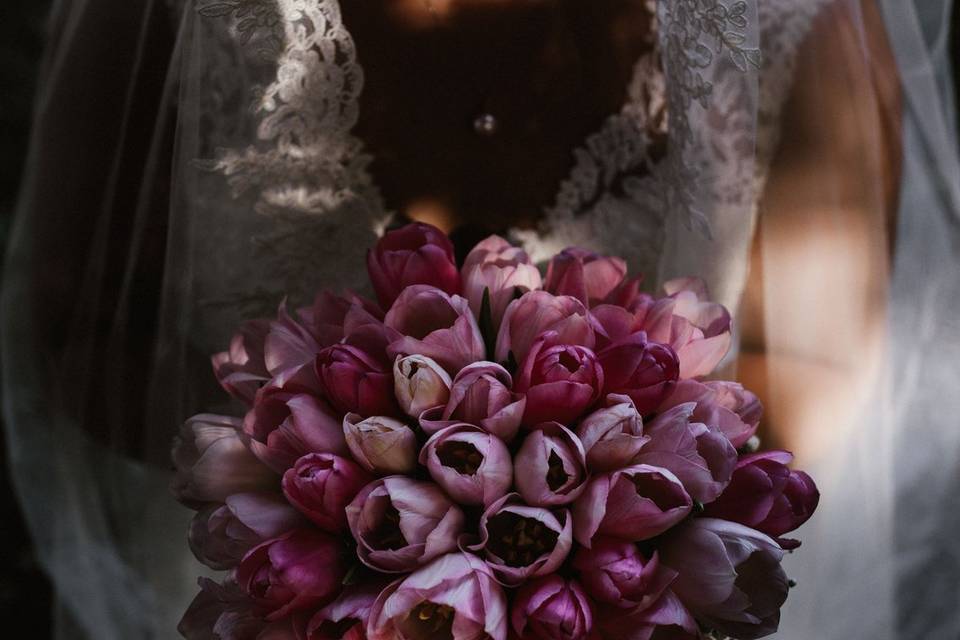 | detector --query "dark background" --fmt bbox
[0,2,957,639]
[0,0,55,637]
